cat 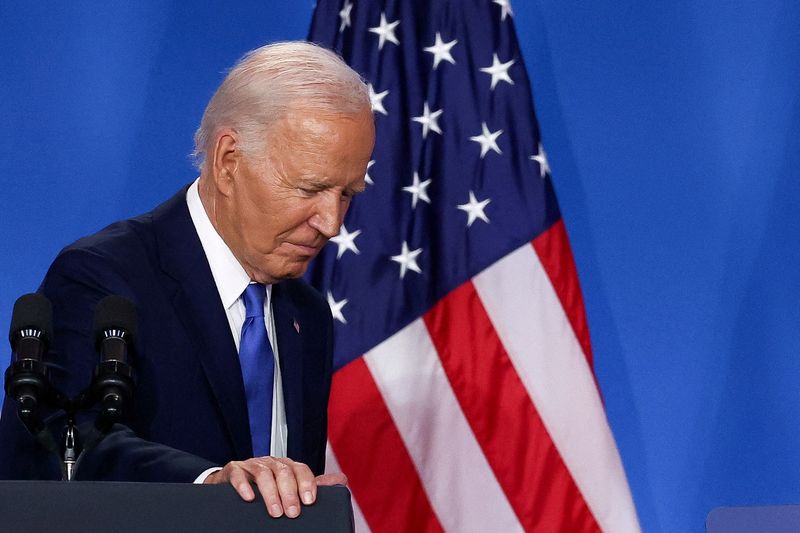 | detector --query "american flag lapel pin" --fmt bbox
[293,318,300,334]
